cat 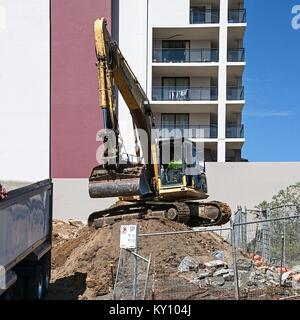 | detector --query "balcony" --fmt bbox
[152,87,218,101]
[228,9,246,23]
[153,48,219,63]
[156,125,218,139]
[226,124,244,138]
[190,8,220,24]
[227,86,244,100]
[228,48,245,62]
